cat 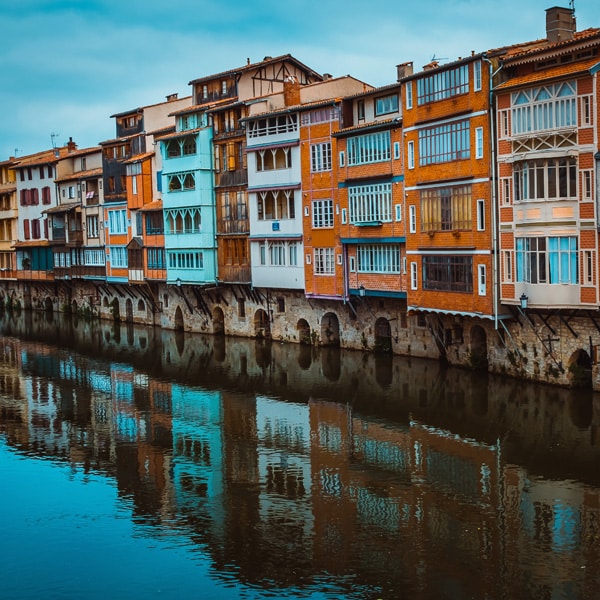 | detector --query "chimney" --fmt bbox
[396,61,414,81]
[546,6,576,43]
[67,137,77,153]
[166,93,178,102]
[283,76,301,106]
[423,61,439,71]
